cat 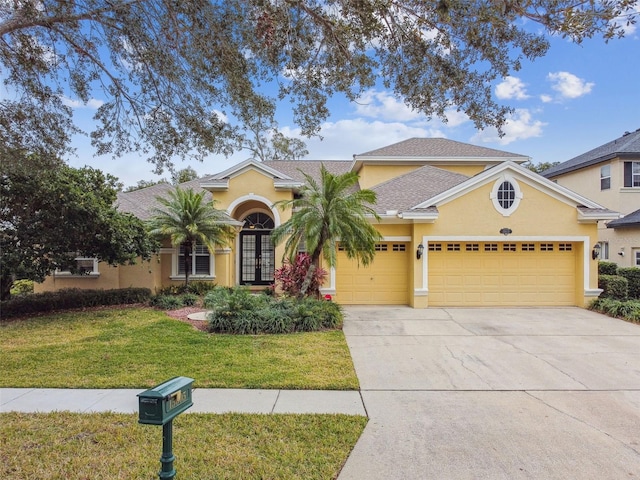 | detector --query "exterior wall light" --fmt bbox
[416,243,424,260]
[499,227,513,236]
[592,243,601,260]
